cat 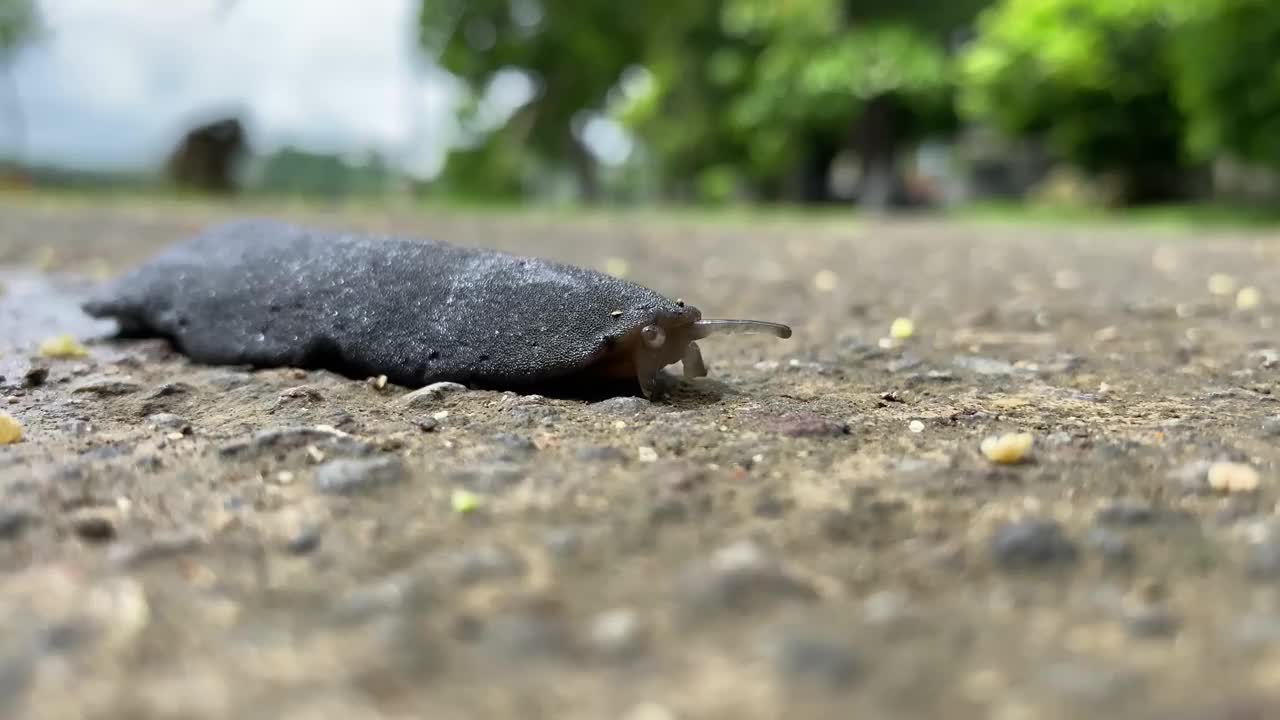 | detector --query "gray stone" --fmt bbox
[394,382,467,408]
[313,456,408,494]
[990,519,1078,570]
